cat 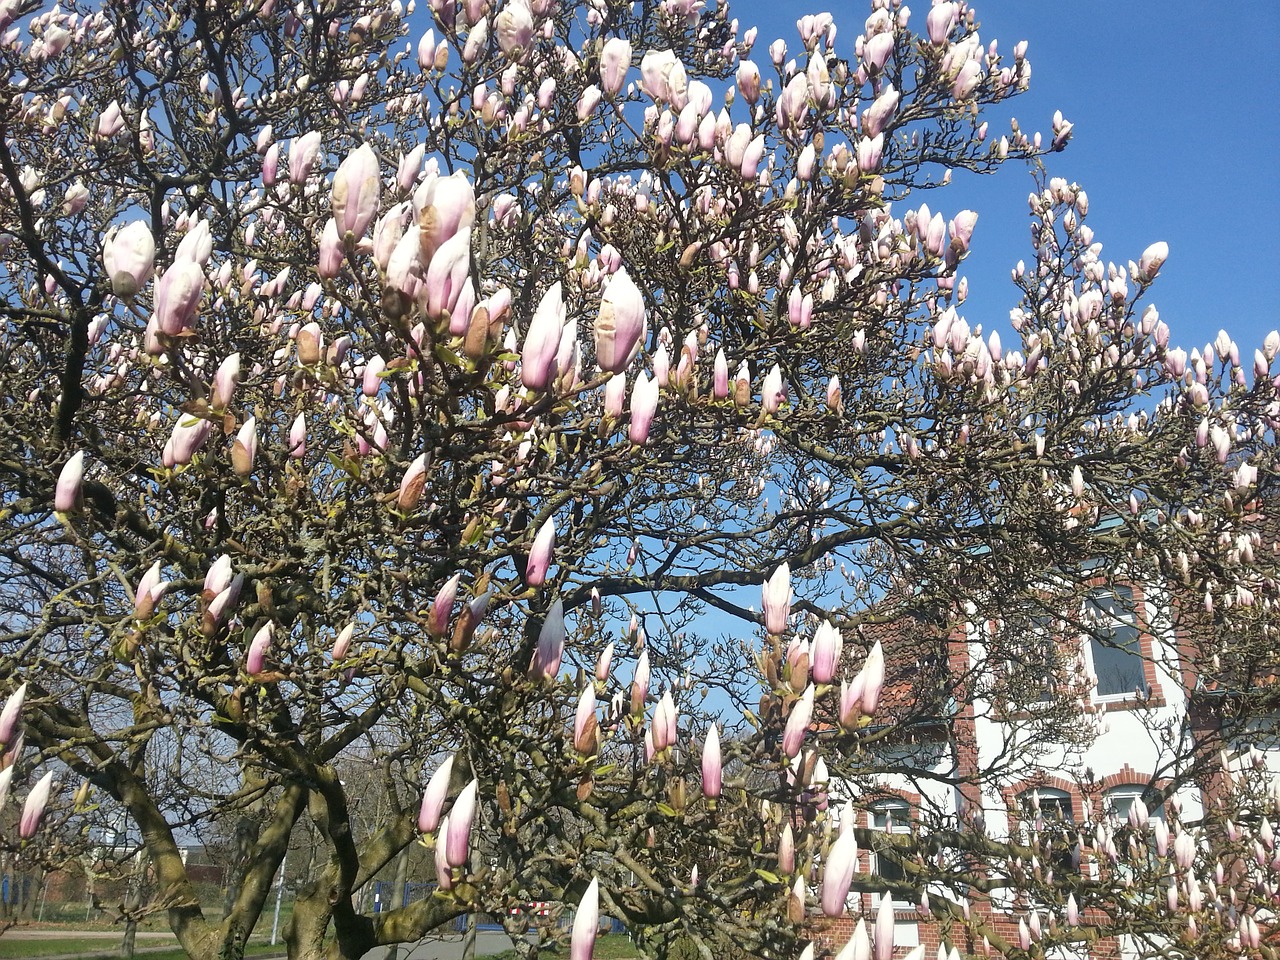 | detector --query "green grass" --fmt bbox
[0,937,284,959]
[490,933,640,960]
